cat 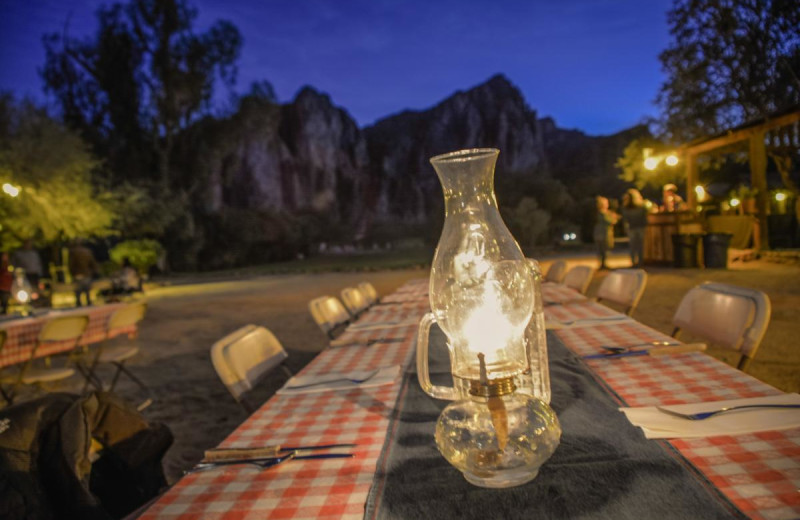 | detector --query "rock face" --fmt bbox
[195,74,644,231]
[197,87,372,225]
[364,74,548,221]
